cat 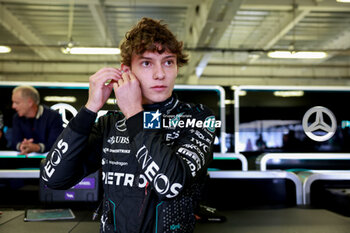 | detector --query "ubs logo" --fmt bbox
[107,136,129,145]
